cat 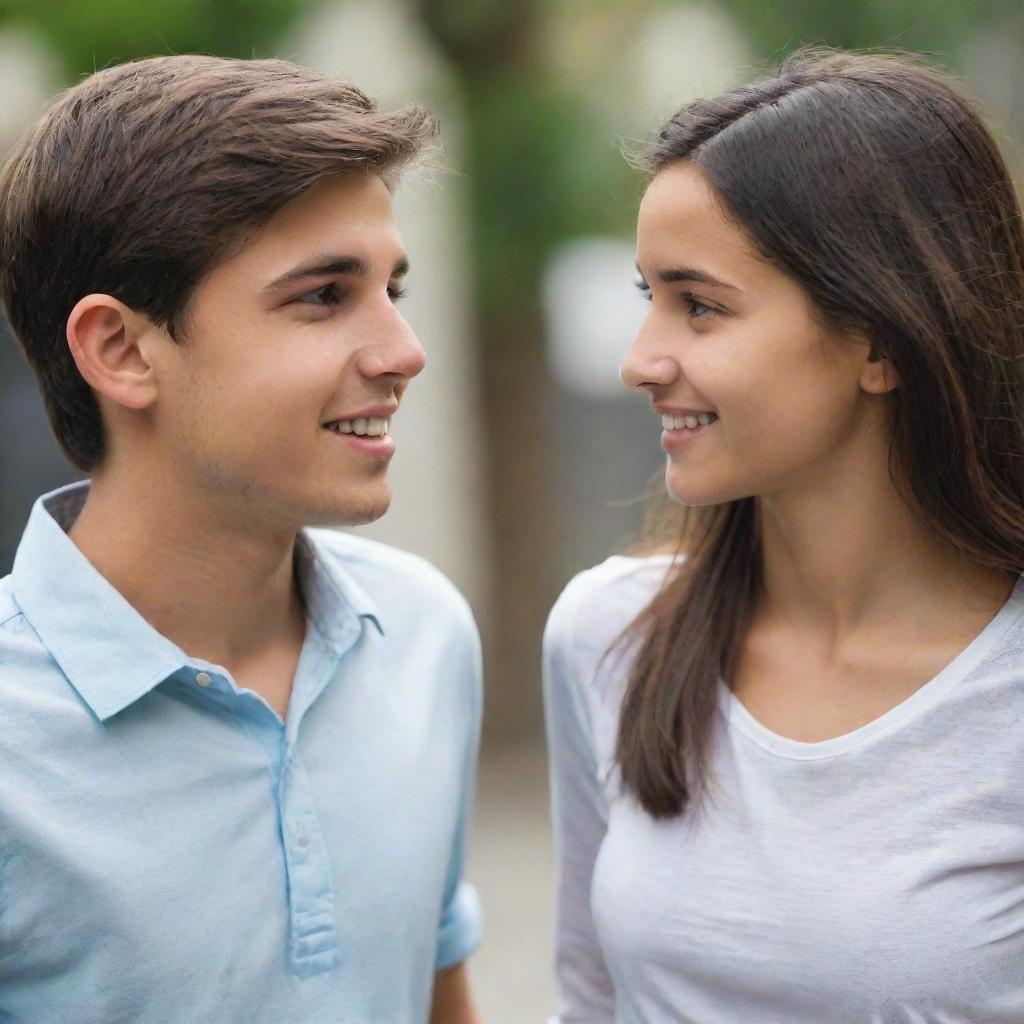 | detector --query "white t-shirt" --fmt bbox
[543,554,1024,1024]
